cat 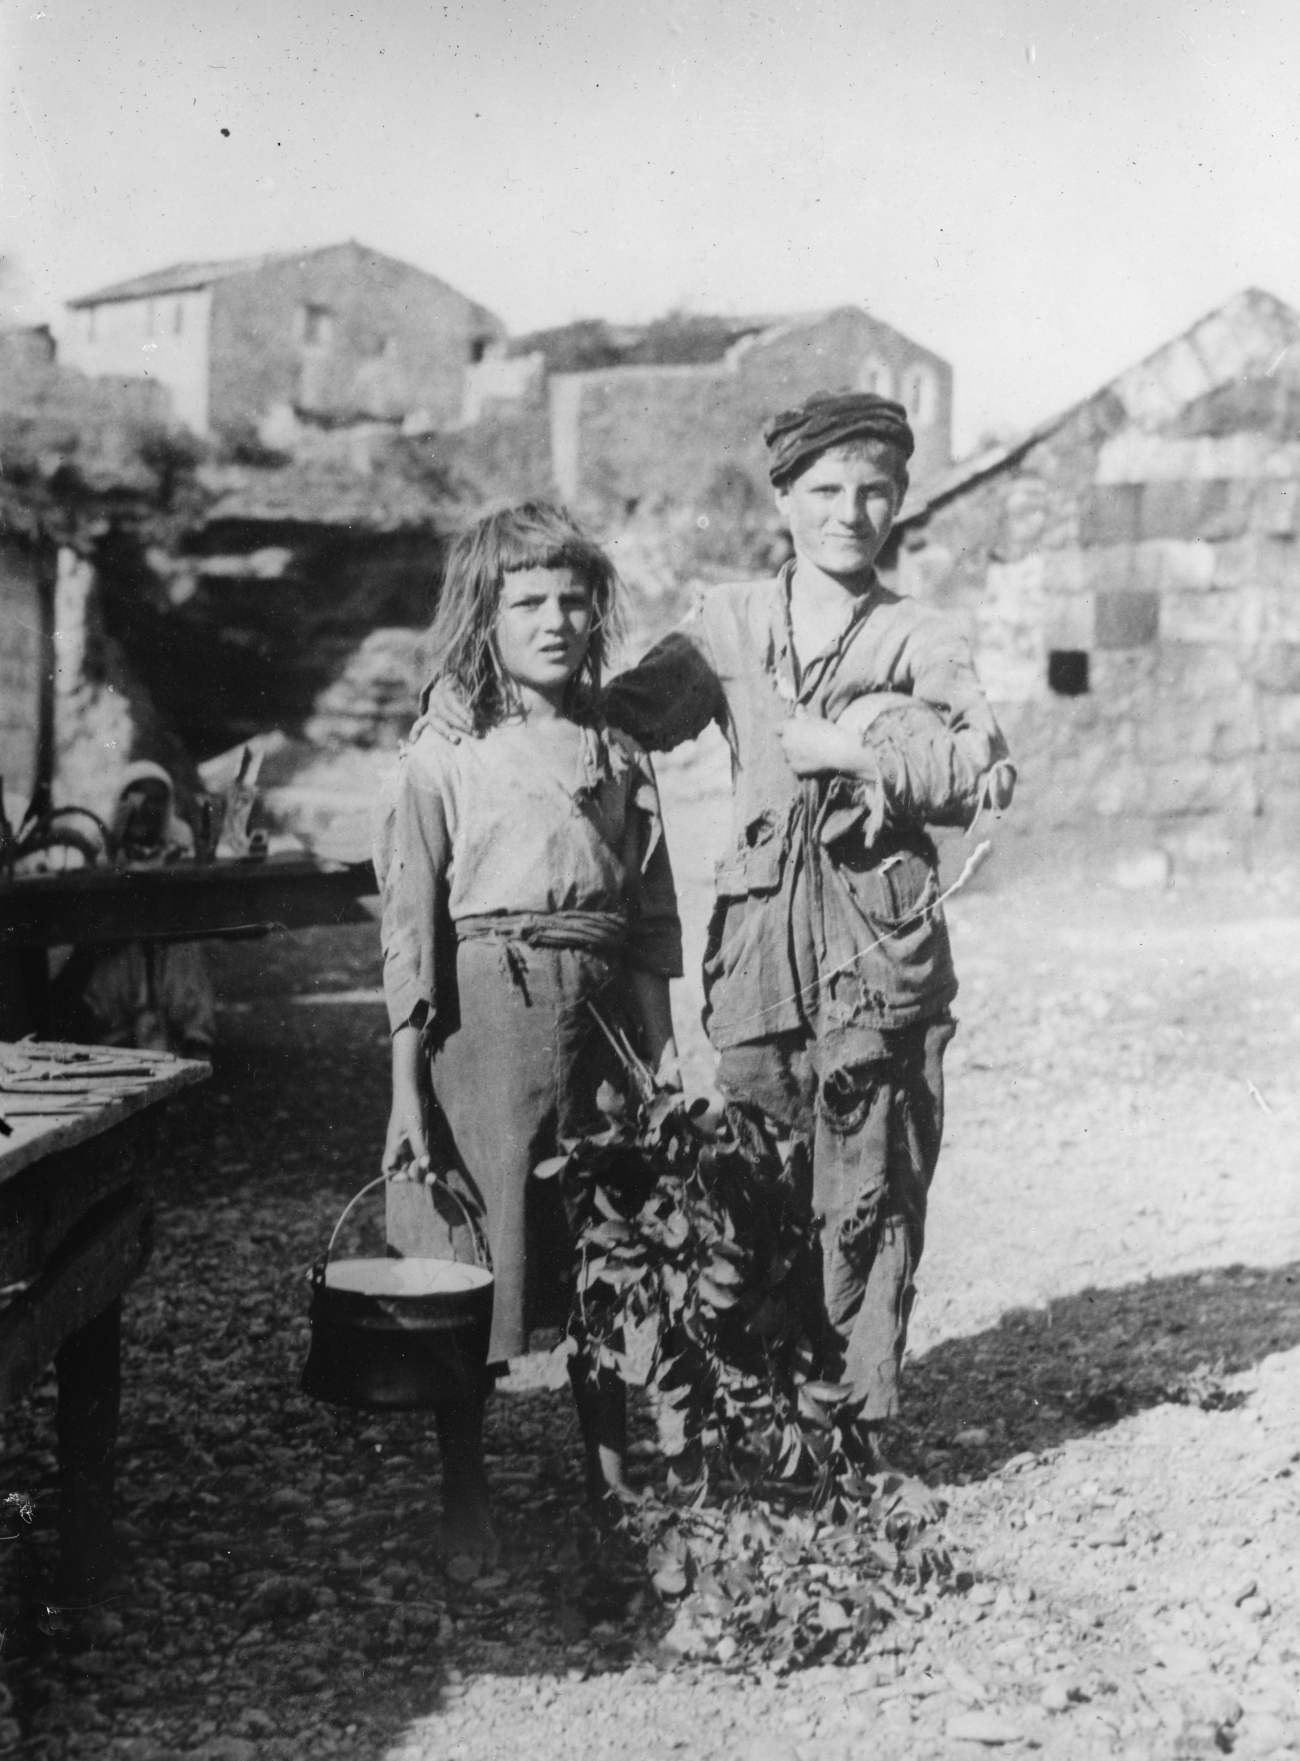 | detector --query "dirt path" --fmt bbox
[2,763,1299,1758]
